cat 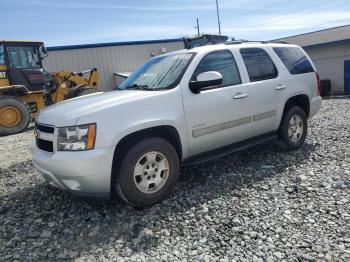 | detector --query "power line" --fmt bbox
[197,0,348,39]
[166,0,349,40]
[229,0,339,30]
[265,18,350,39]
[174,0,285,36]
[198,0,296,32]
[198,0,341,36]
